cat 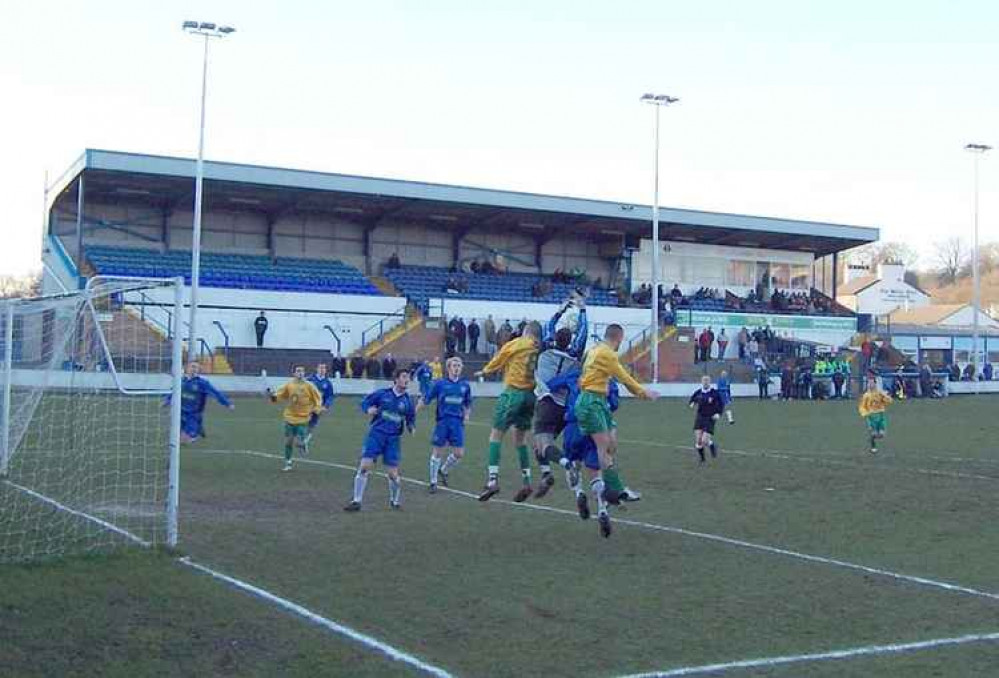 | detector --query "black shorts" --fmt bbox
[694,415,716,434]
[533,397,567,436]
